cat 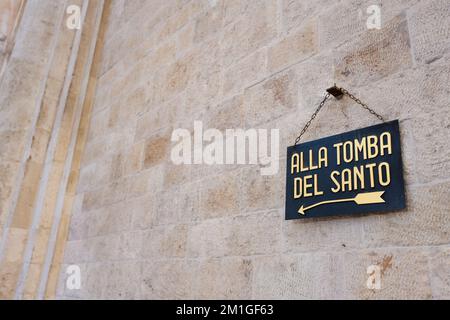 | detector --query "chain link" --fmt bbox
[294,93,330,145]
[294,86,385,145]
[338,87,385,122]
